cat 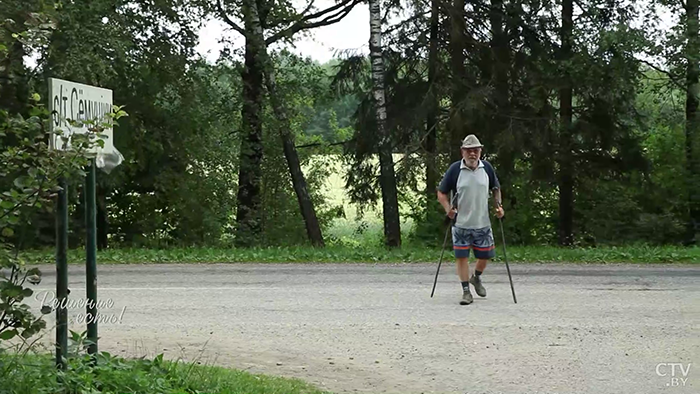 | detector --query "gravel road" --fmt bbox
[25,262,699,394]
